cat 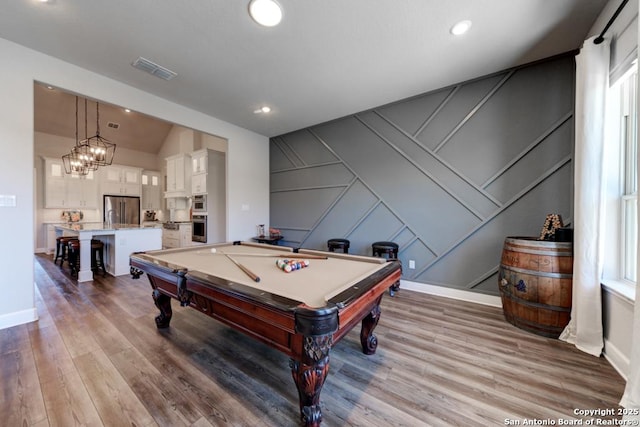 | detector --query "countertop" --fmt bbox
[55,223,161,232]
[44,220,102,225]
